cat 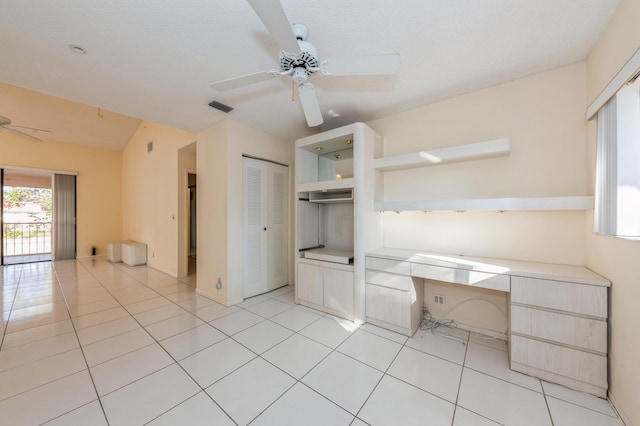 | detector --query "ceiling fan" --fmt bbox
[209,0,401,127]
[0,115,53,143]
